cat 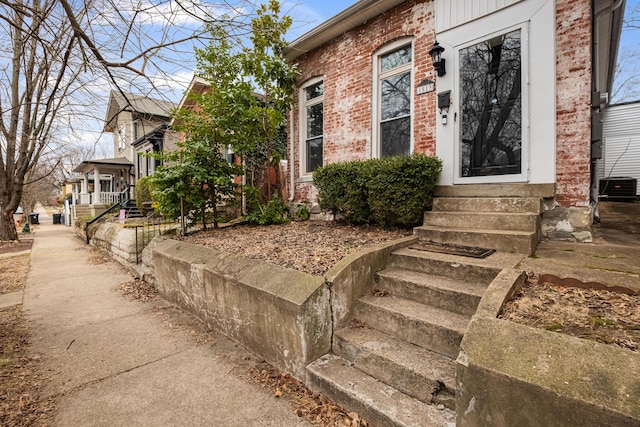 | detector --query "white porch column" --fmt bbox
[82,175,88,193]
[93,167,101,204]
